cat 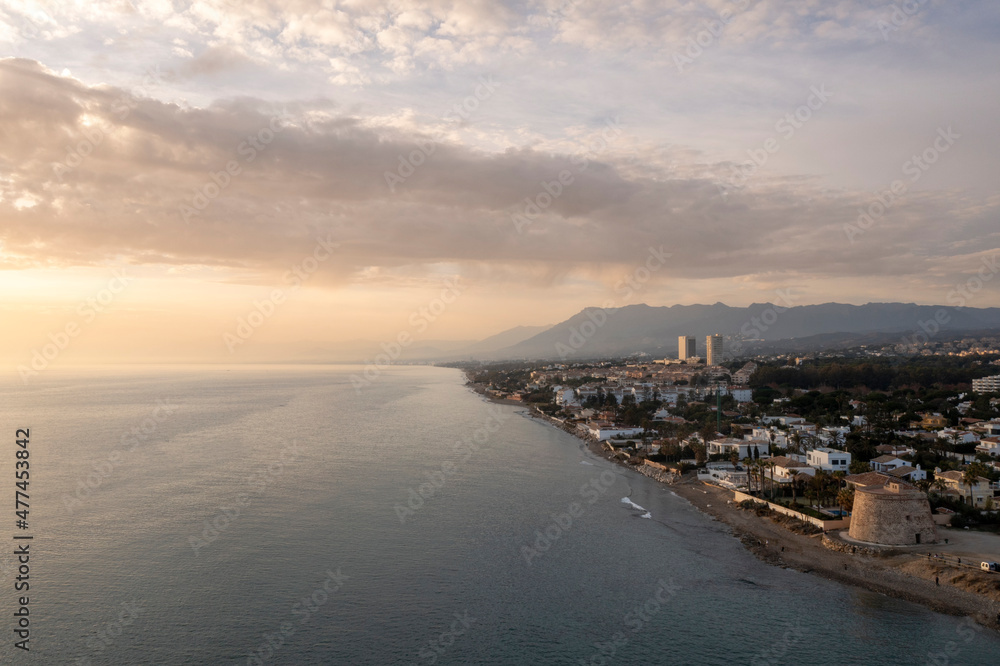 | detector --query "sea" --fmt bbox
[1,364,998,664]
